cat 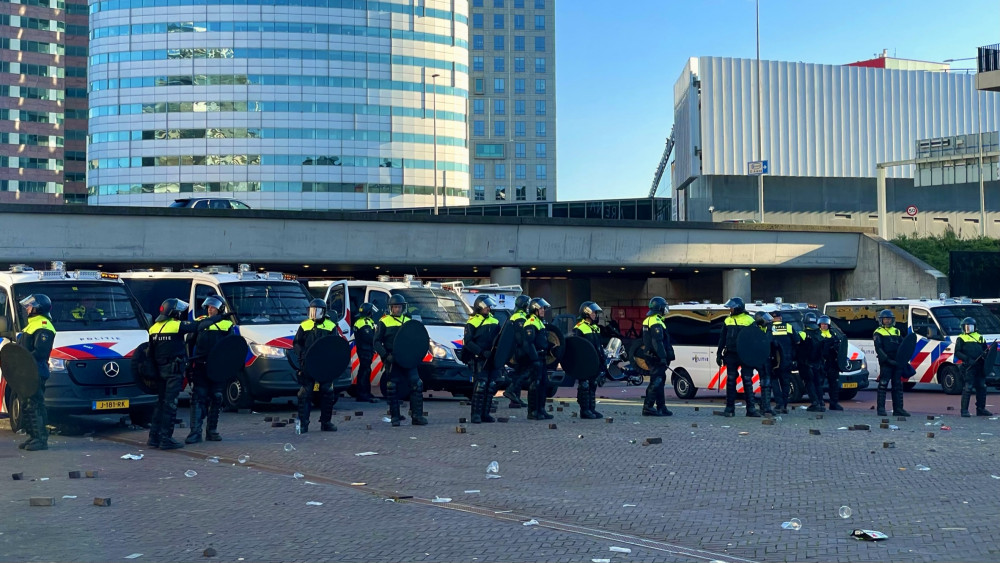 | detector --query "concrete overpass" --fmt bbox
[0,204,945,308]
